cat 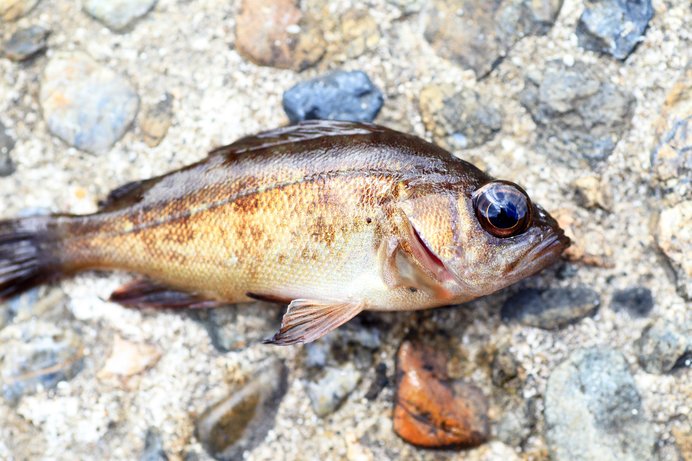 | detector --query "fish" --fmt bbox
[0,120,569,345]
